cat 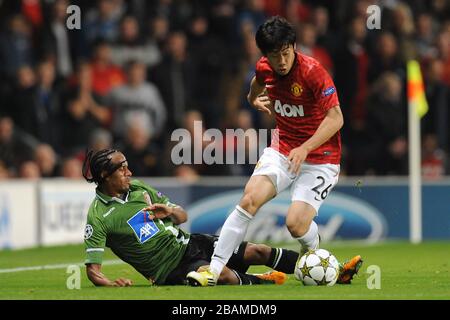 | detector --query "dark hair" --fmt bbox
[255,16,296,55]
[82,149,119,185]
